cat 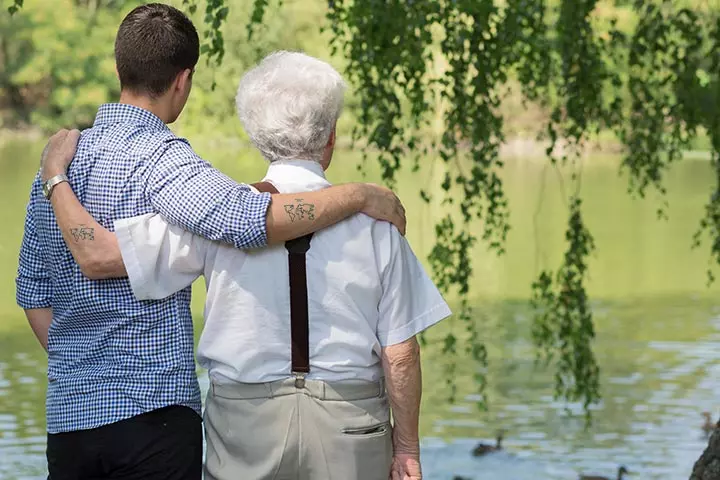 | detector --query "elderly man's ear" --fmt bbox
[321,127,336,171]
